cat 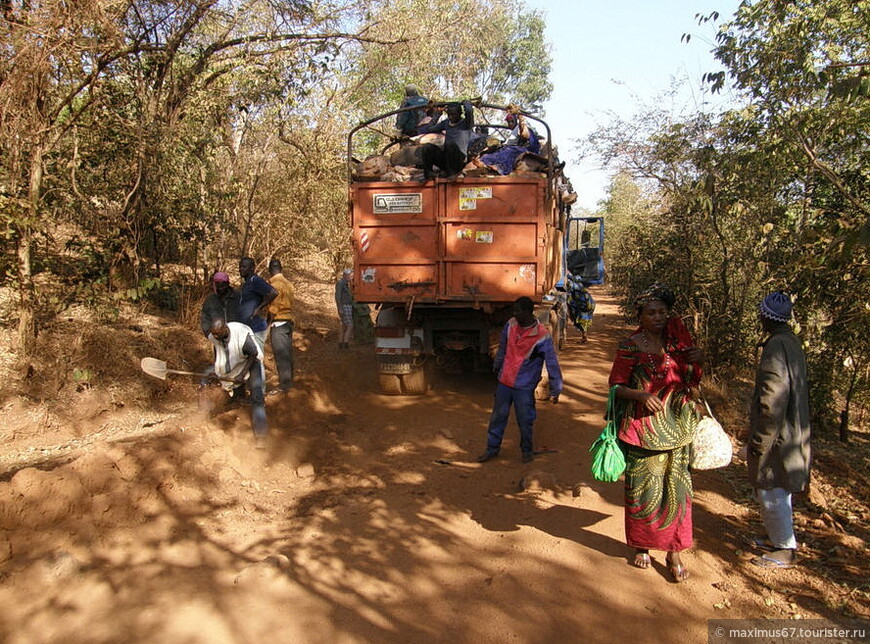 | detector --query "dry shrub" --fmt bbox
[14,303,210,407]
